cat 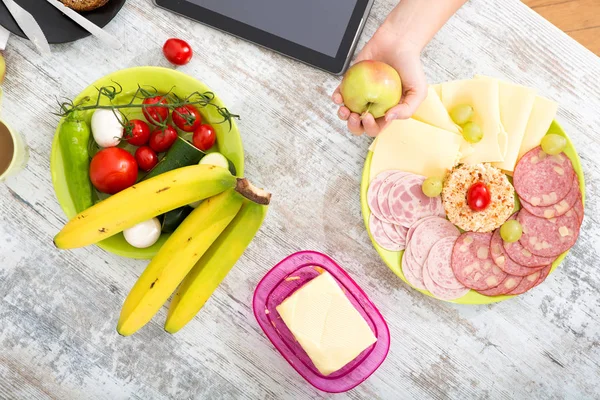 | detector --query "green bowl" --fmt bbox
[360,120,585,304]
[50,67,244,259]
